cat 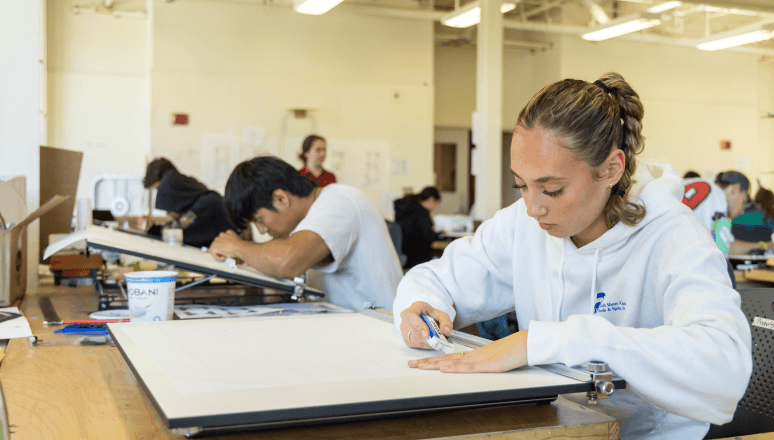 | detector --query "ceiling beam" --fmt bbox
[693,0,774,14]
